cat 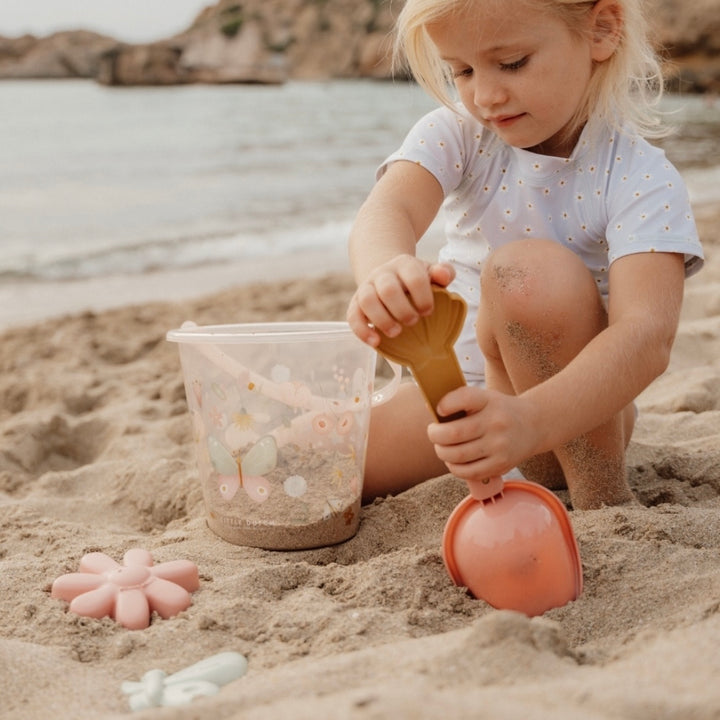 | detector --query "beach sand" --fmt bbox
[1,206,719,719]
